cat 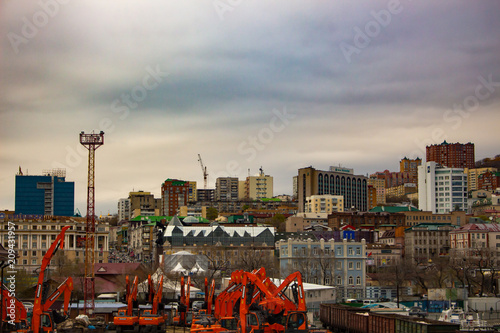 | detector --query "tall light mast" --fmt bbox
[79,131,104,315]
